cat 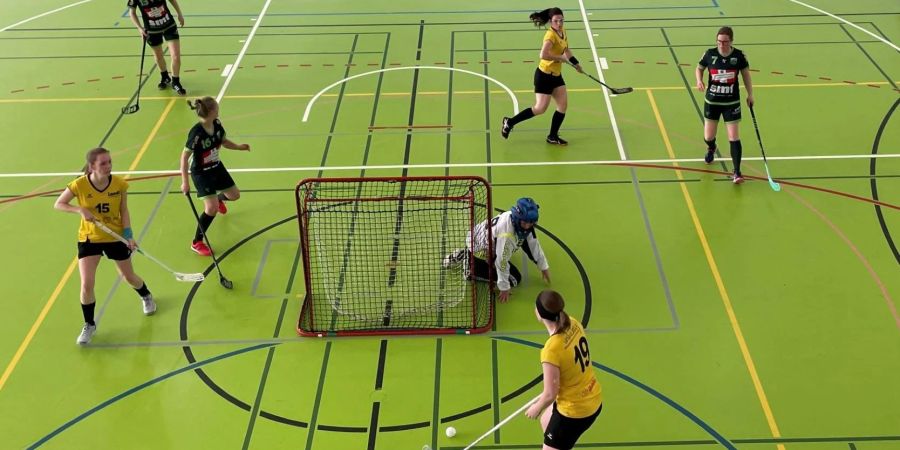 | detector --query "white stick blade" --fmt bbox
[175,273,205,282]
